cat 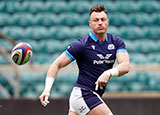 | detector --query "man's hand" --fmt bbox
[39,90,50,107]
[95,70,111,90]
